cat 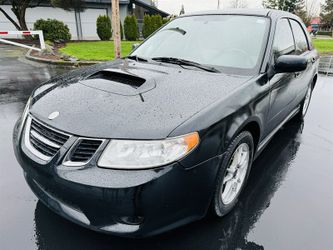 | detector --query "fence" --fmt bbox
[319,56,333,76]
